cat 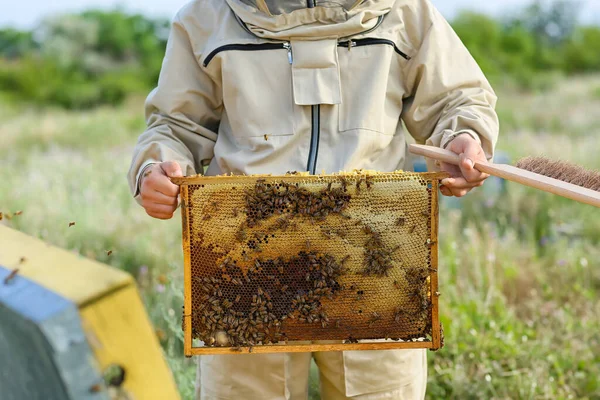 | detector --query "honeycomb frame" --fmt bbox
[174,171,447,356]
